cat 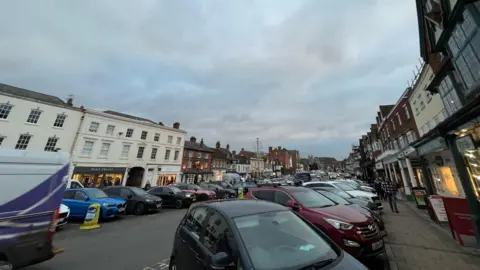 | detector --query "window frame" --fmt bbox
[44,137,59,152]
[15,134,32,150]
[0,103,13,119]
[137,146,145,159]
[81,141,94,156]
[53,113,67,128]
[88,122,100,133]
[26,109,42,124]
